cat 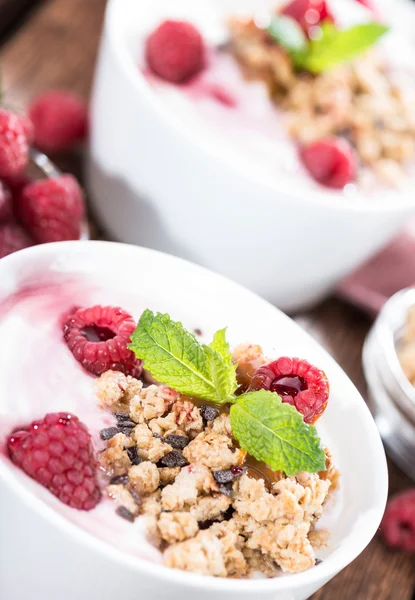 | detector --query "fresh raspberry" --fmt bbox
[248,357,329,423]
[0,222,33,259]
[0,182,13,223]
[146,20,206,83]
[7,412,101,511]
[0,108,30,178]
[16,174,85,243]
[19,115,35,145]
[355,0,381,18]
[29,90,88,153]
[2,172,33,197]
[381,489,415,552]
[300,137,357,189]
[63,305,143,378]
[281,0,335,37]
